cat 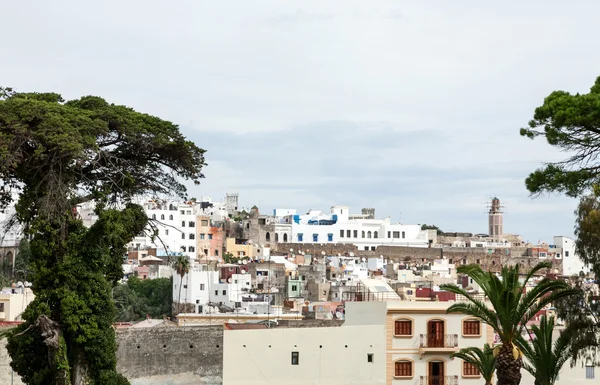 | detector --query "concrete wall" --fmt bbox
[0,338,23,385]
[223,324,386,385]
[116,326,223,385]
